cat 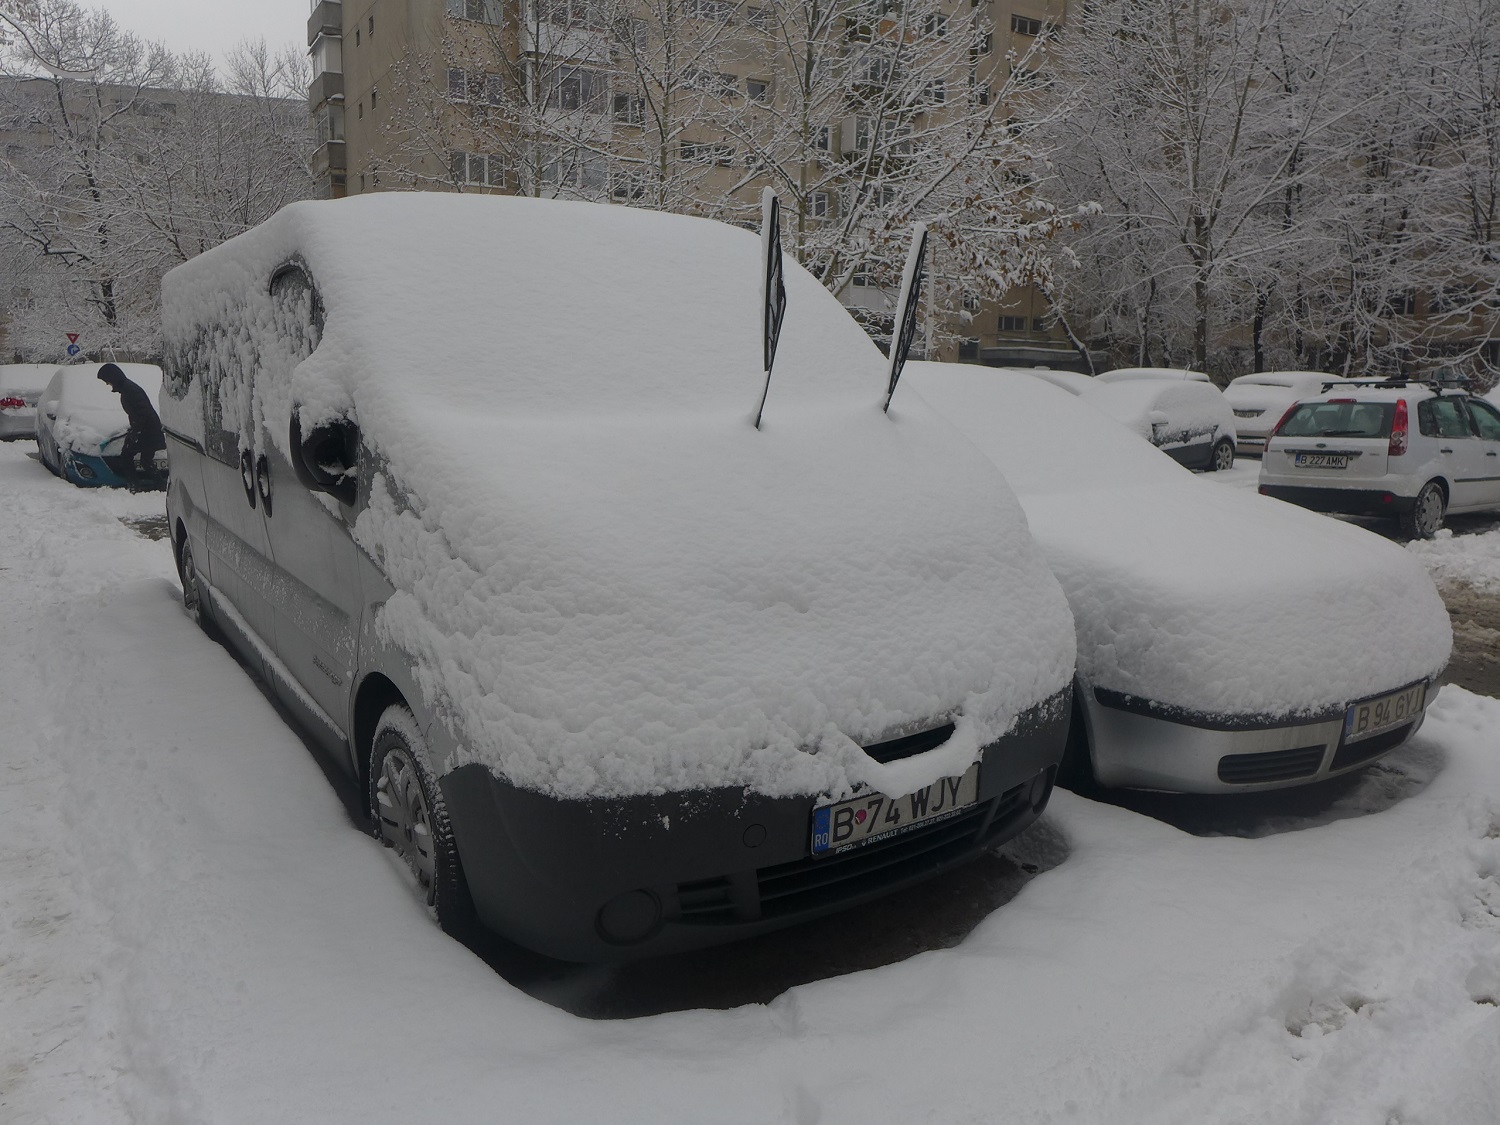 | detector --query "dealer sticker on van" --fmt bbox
[811,765,980,855]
